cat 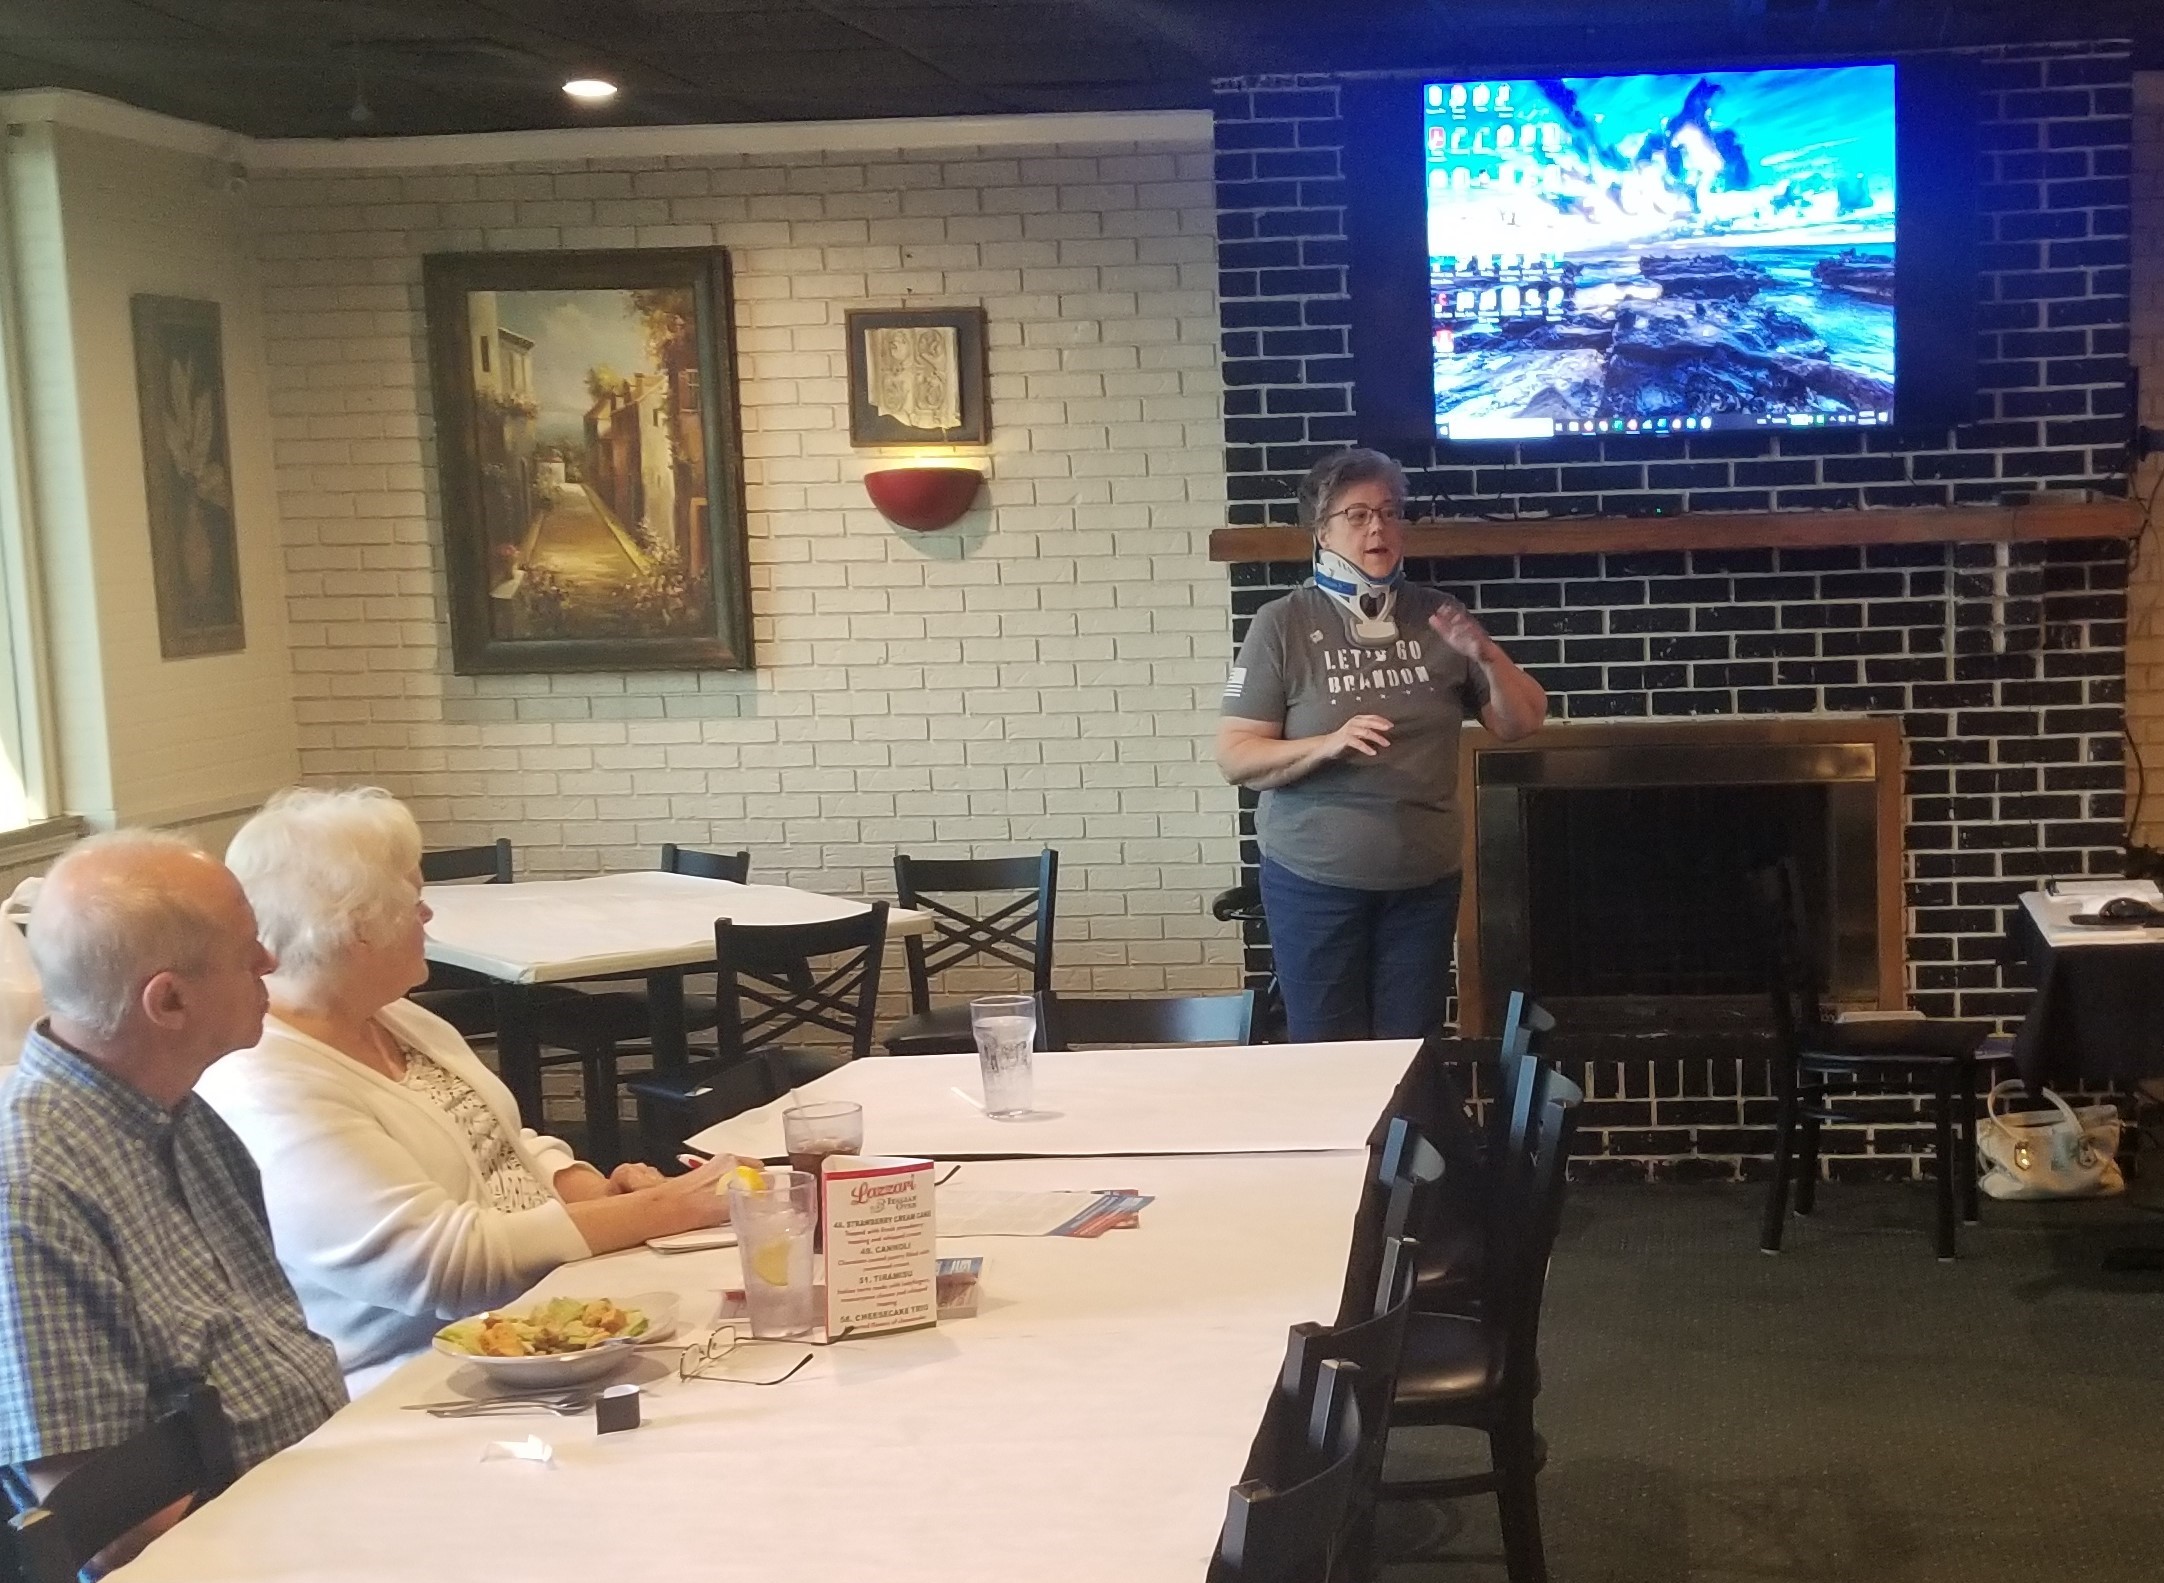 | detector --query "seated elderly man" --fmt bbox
[0,831,345,1570]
